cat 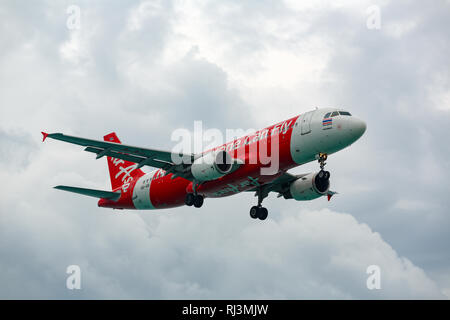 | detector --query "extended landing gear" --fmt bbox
[250,206,268,220]
[317,152,331,180]
[318,152,328,171]
[250,186,269,220]
[317,169,330,180]
[185,180,204,208]
[185,193,204,208]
